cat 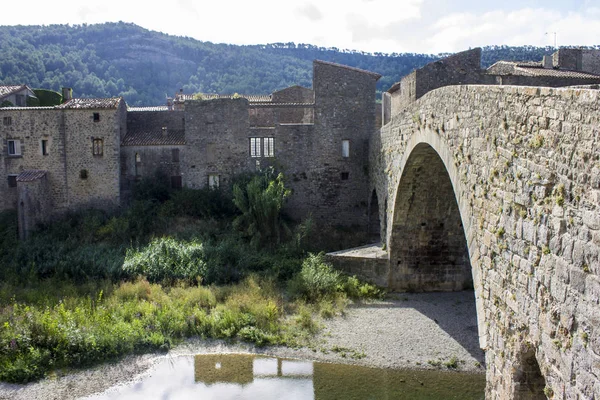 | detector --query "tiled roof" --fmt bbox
[487,61,600,79]
[0,85,27,99]
[16,170,47,182]
[128,106,170,112]
[121,128,185,146]
[57,98,122,109]
[314,60,382,79]
[0,106,54,111]
[248,102,315,108]
[175,93,272,102]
